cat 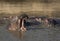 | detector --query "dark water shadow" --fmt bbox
[26,27,45,31]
